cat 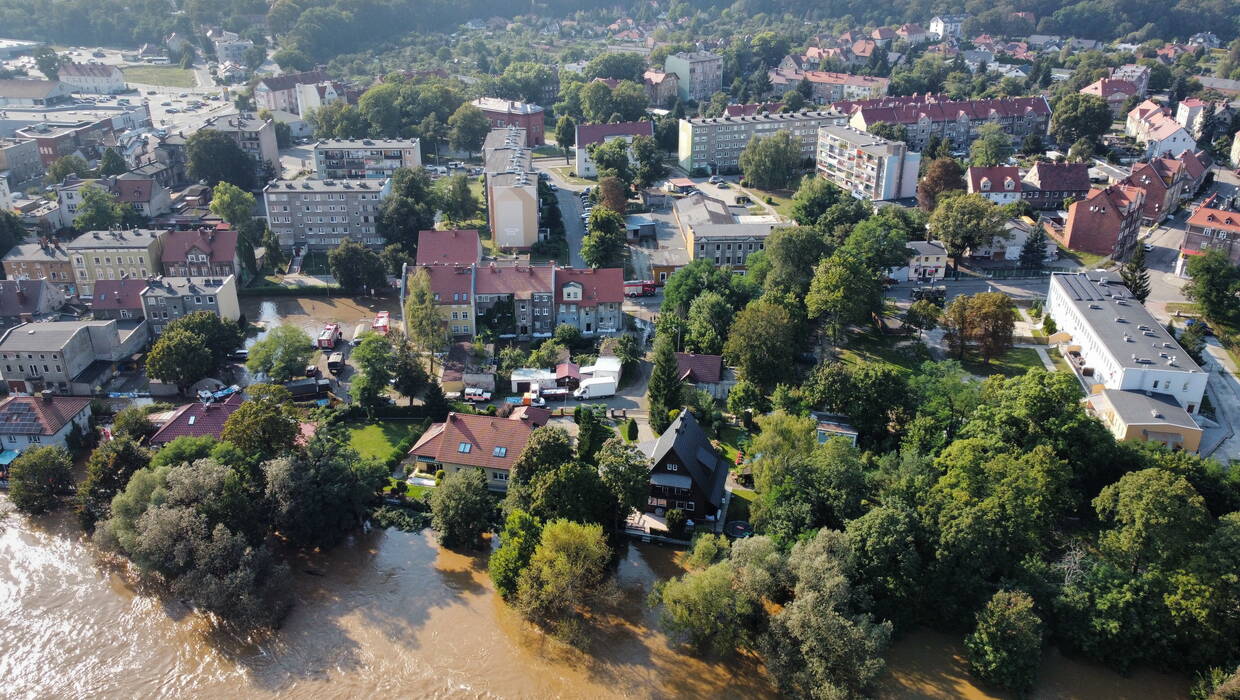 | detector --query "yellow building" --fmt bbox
[64,229,166,296]
[1085,388,1203,454]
